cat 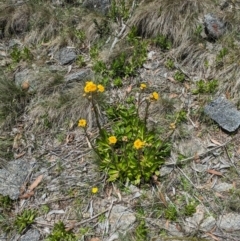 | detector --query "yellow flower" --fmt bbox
[140,83,147,90]
[91,187,98,194]
[78,119,87,128]
[84,81,97,93]
[108,136,117,145]
[97,84,105,92]
[134,139,145,149]
[150,92,159,101]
